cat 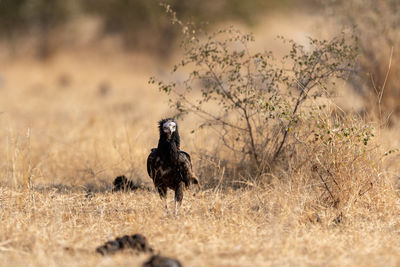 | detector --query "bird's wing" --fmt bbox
[178,150,198,186]
[179,150,192,167]
[147,148,158,179]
